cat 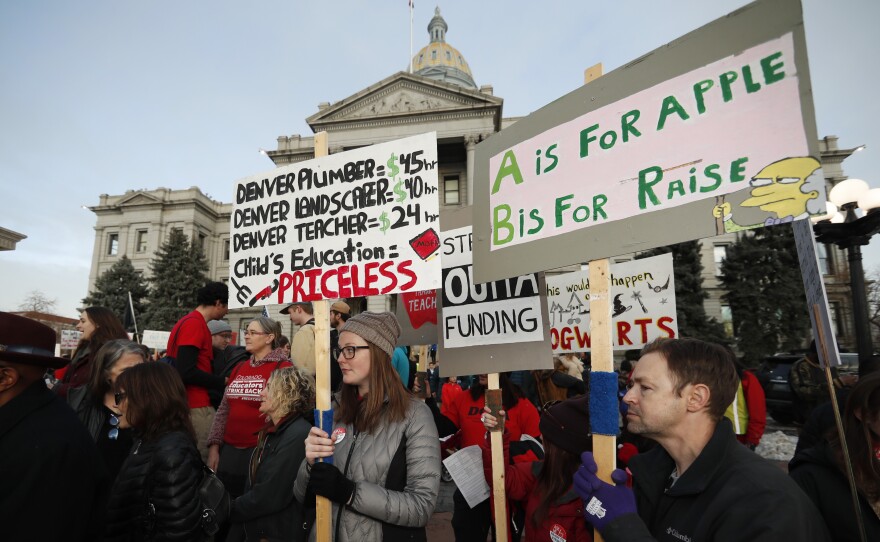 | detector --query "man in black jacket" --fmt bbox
[0,312,109,541]
[574,338,831,542]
